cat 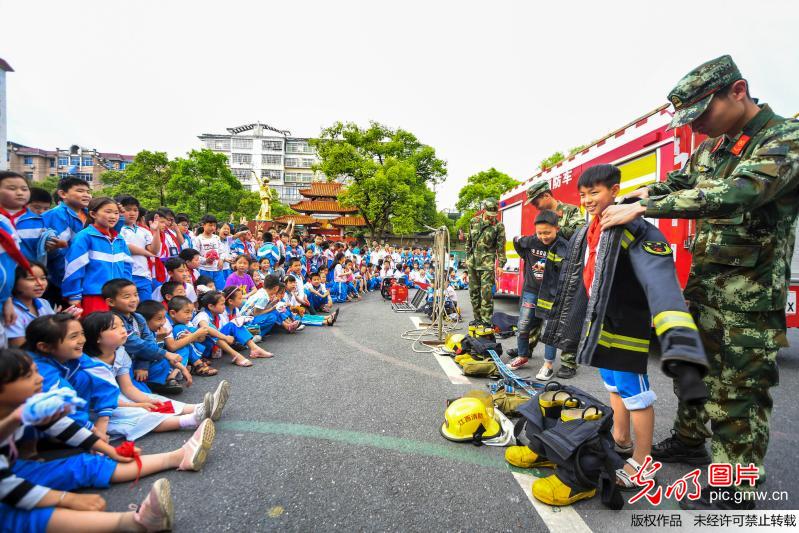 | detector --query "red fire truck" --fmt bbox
[497,104,799,328]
